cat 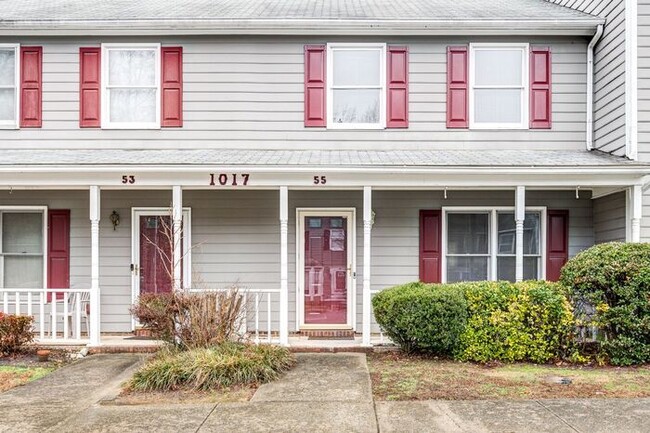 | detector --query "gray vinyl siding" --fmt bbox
[593,191,627,243]
[548,0,627,156]
[0,35,588,151]
[0,189,594,333]
[638,0,650,241]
